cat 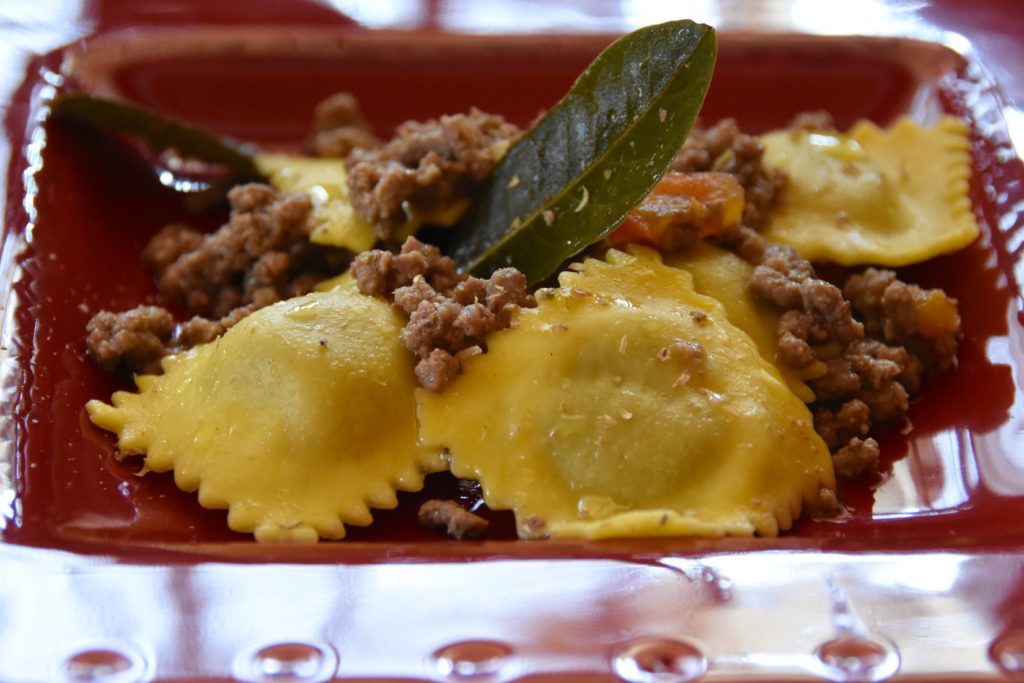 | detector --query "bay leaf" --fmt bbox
[448,20,717,284]
[50,92,262,189]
